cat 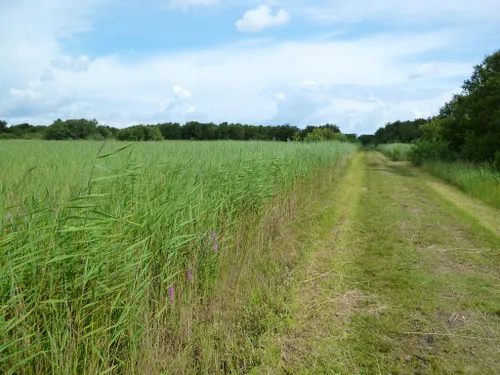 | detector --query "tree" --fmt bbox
[304,128,346,142]
[419,50,500,163]
[357,134,376,146]
[0,120,7,133]
[44,119,99,140]
[459,50,500,161]
[158,123,182,140]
